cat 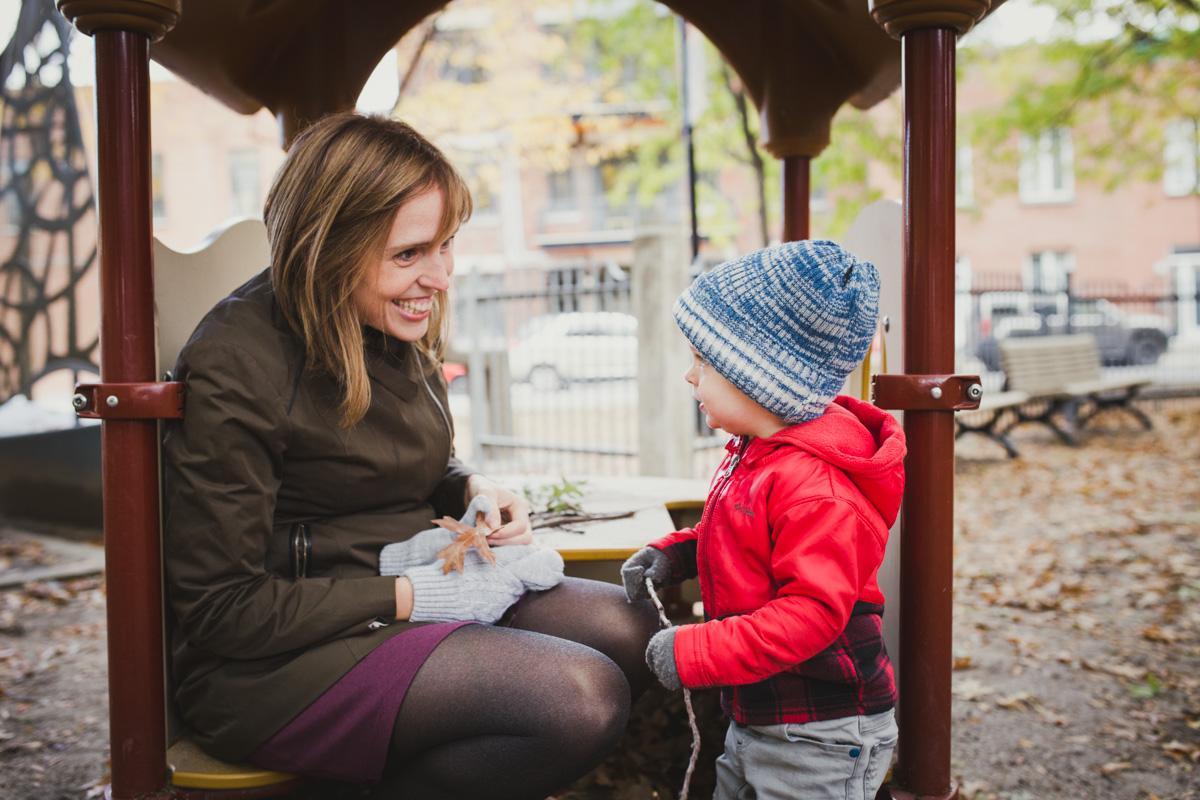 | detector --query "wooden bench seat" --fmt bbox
[998,334,1152,445]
